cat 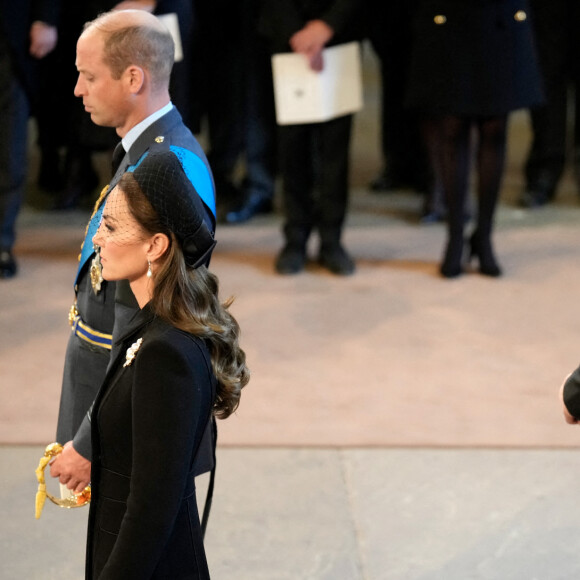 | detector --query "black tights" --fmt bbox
[433,114,507,238]
[424,114,508,274]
